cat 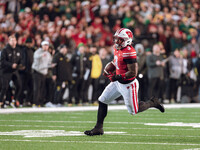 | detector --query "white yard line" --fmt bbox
[0,120,144,124]
[1,124,200,131]
[118,133,200,138]
[0,119,200,127]
[0,129,199,138]
[0,104,200,114]
[0,139,200,146]
[183,148,200,150]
